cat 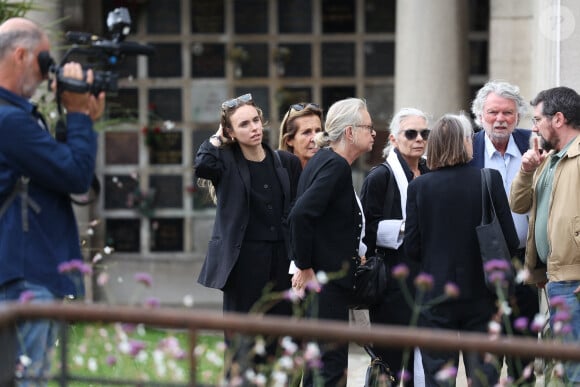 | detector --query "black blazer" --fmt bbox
[194,140,301,289]
[468,128,532,168]
[288,148,362,289]
[404,164,519,301]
